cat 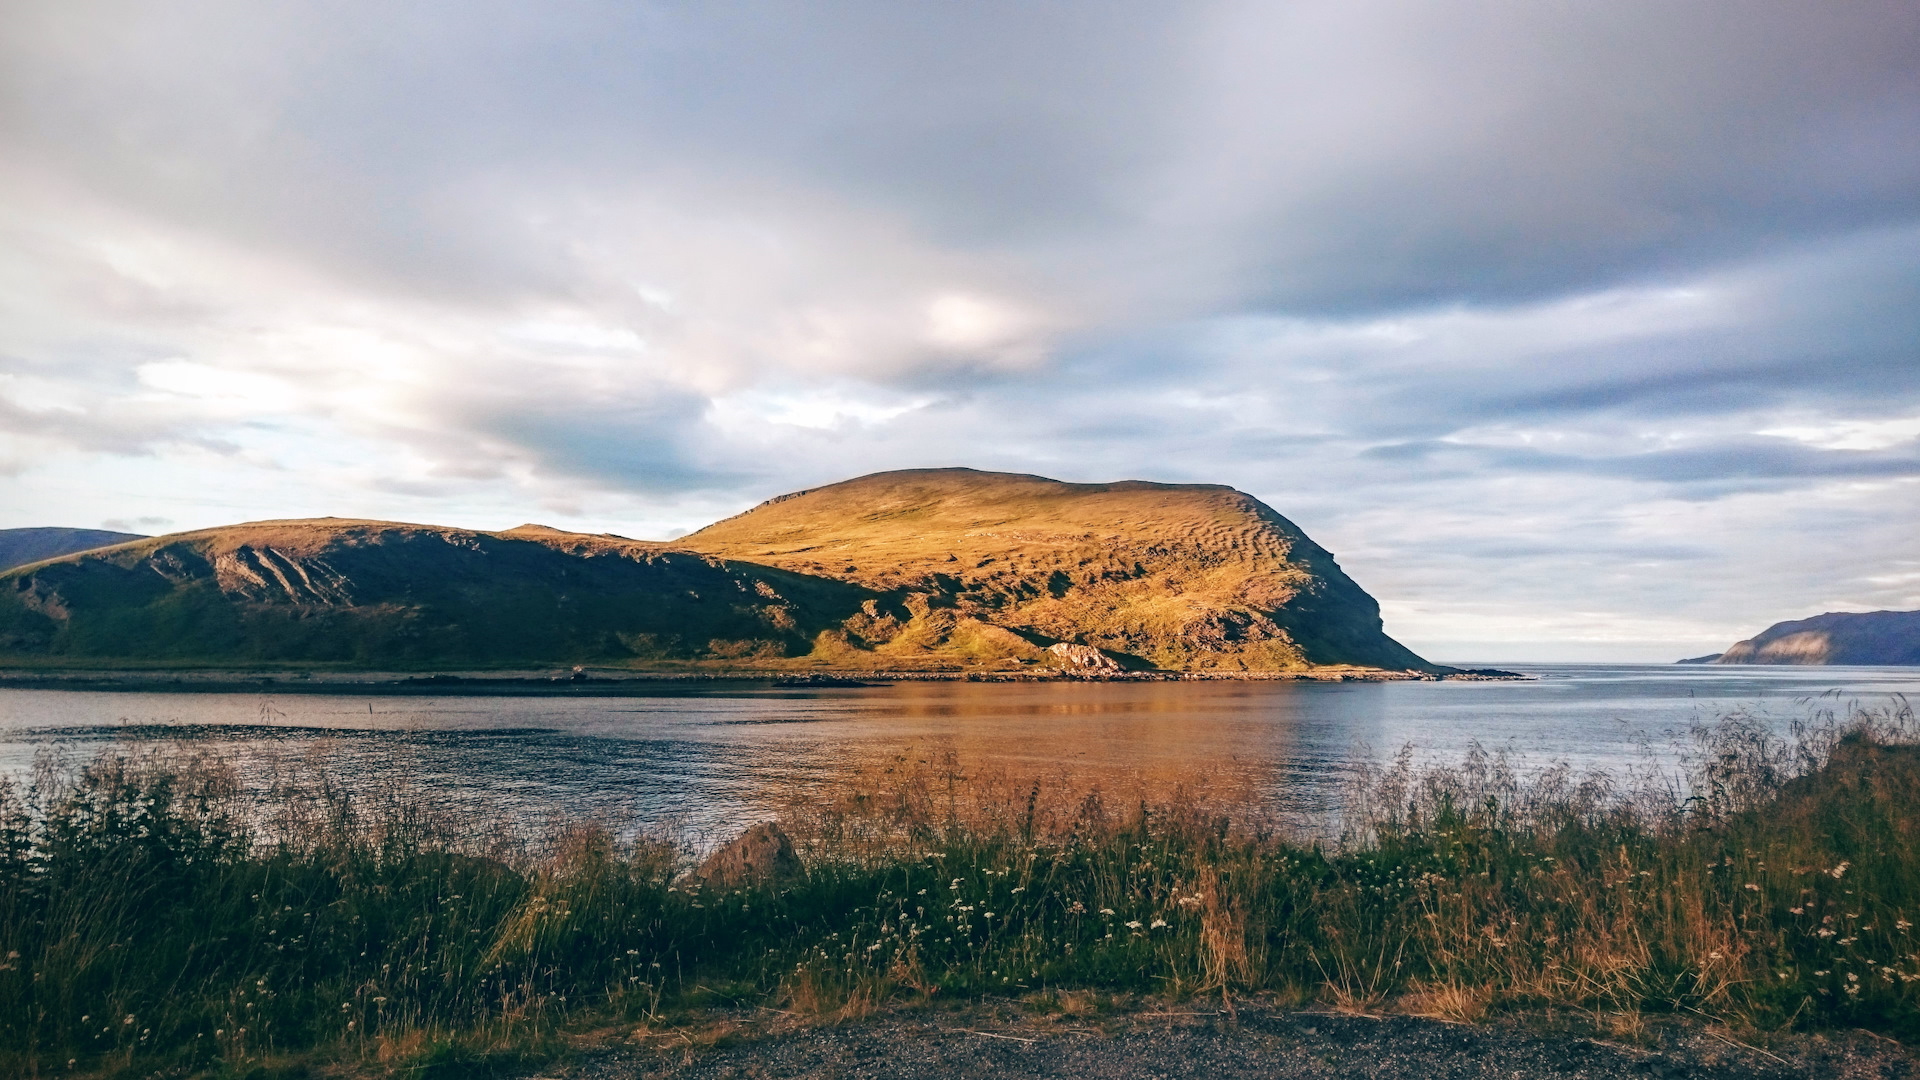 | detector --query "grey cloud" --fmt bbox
[4,1,1920,658]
